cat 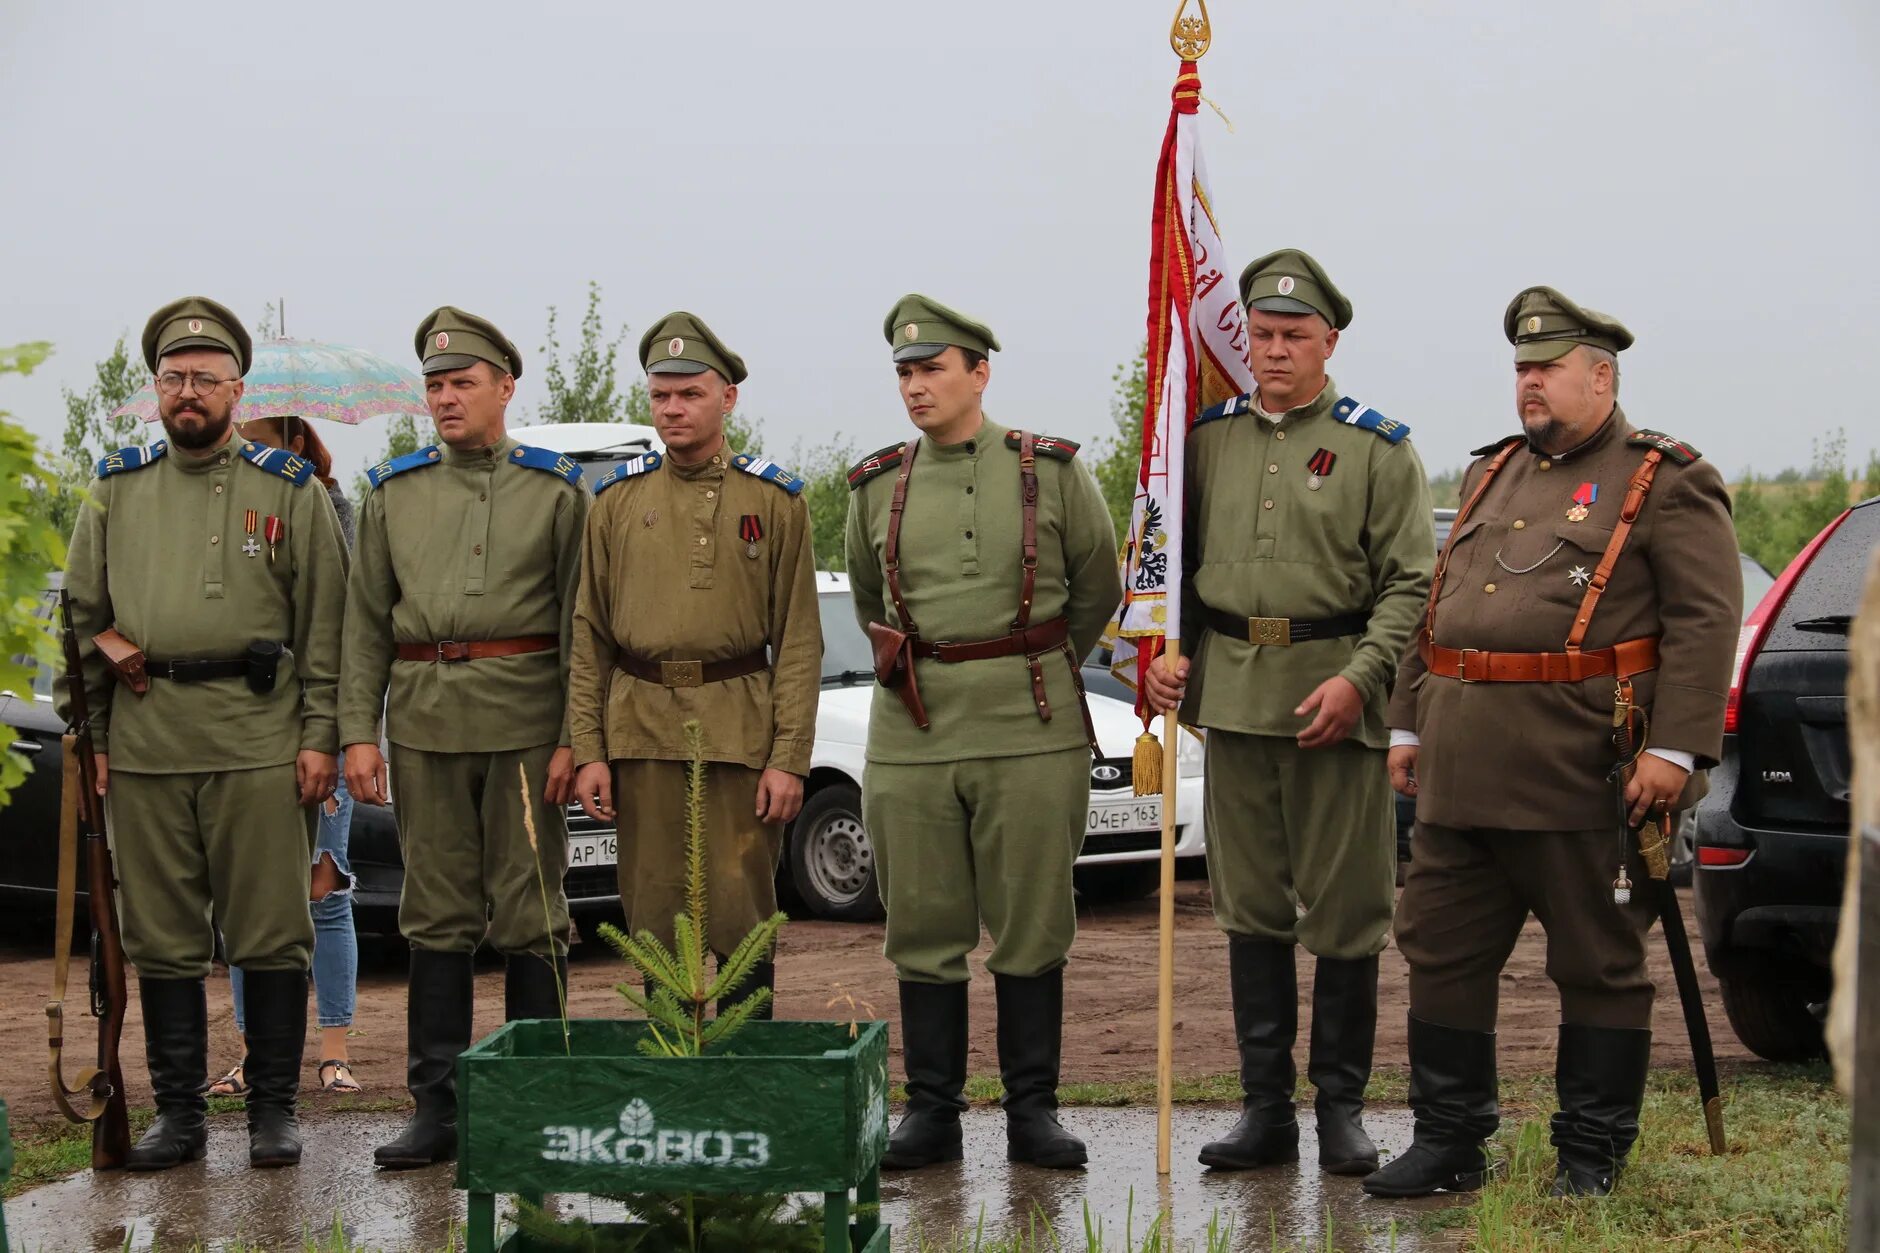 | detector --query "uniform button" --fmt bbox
[965,486,974,495]
[214,484,224,494]
[210,535,220,545]
[1539,459,1552,470]
[473,544,482,555]
[1274,431,1286,440]
[1262,500,1274,510]
[1268,464,1278,474]
[1512,519,1525,530]
[218,455,228,465]
[1485,583,1497,593]
[705,490,715,500]
[479,492,486,501]
[965,441,976,453]
[697,536,708,546]
[965,530,974,539]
